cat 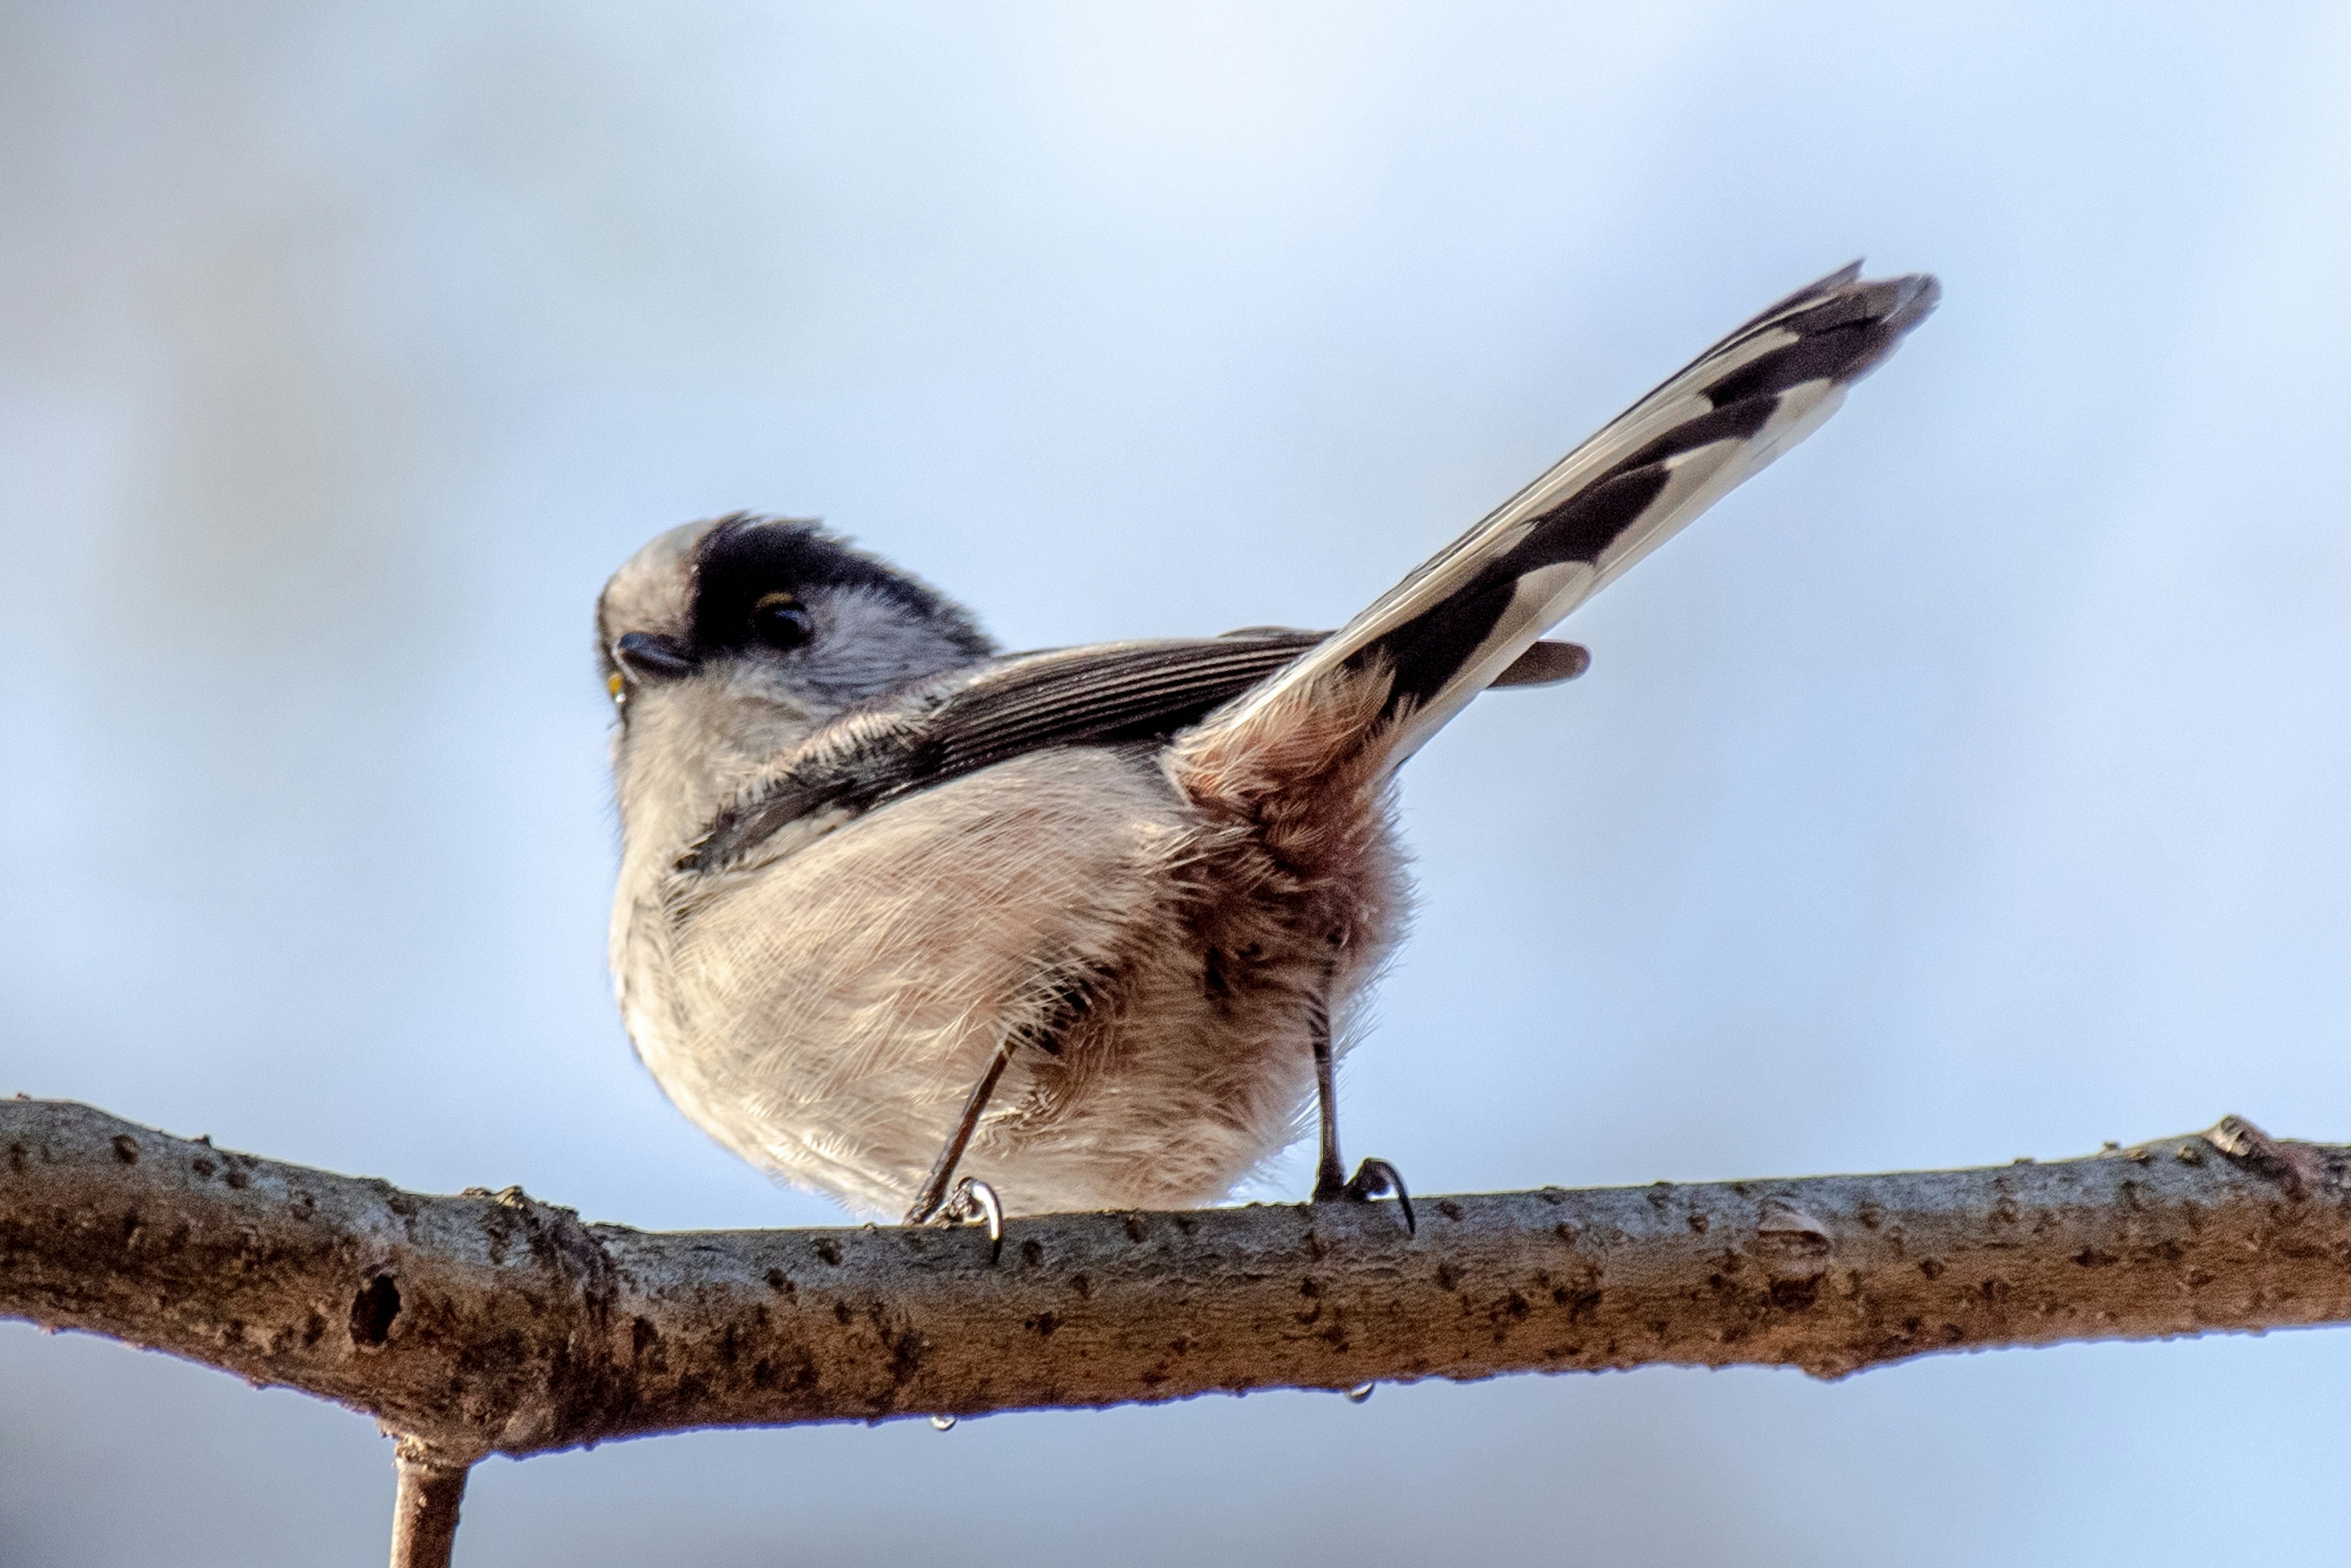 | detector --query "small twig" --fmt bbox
[387,1439,470,1568]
